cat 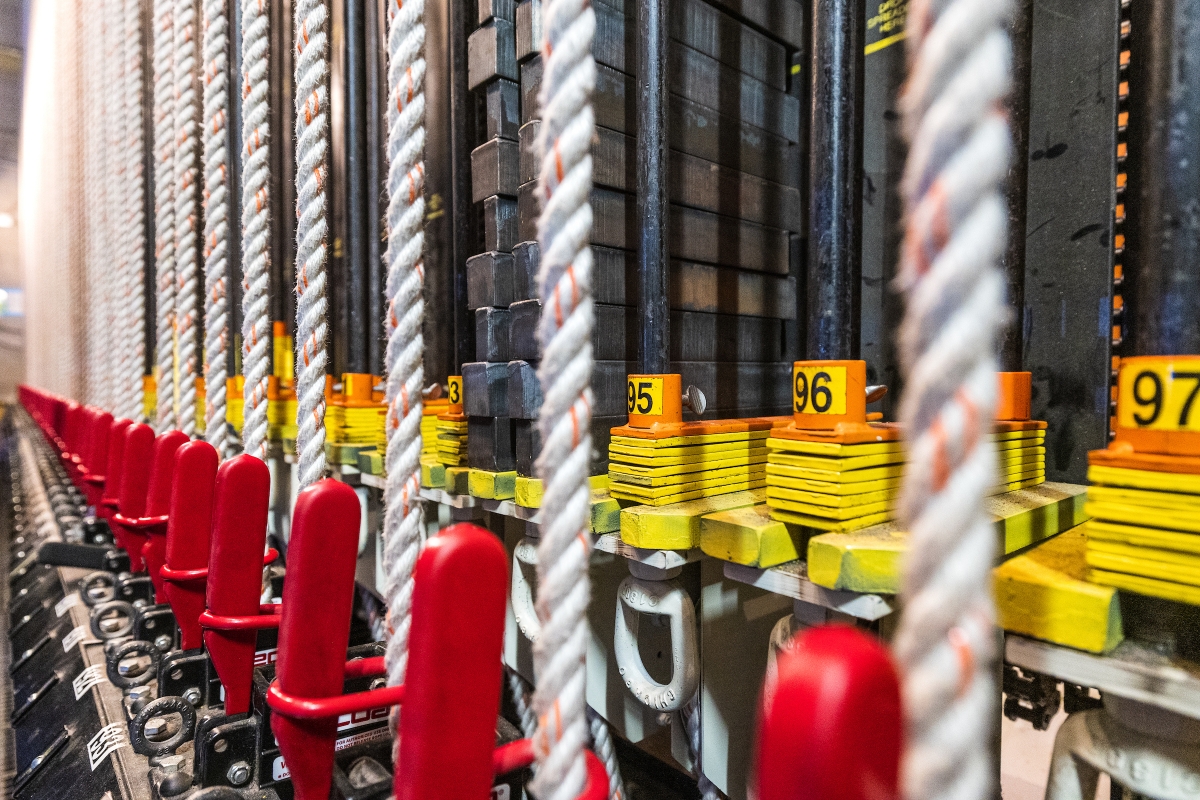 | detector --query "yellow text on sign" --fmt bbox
[447,376,463,405]
[1118,362,1200,432]
[627,378,665,416]
[793,366,847,415]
